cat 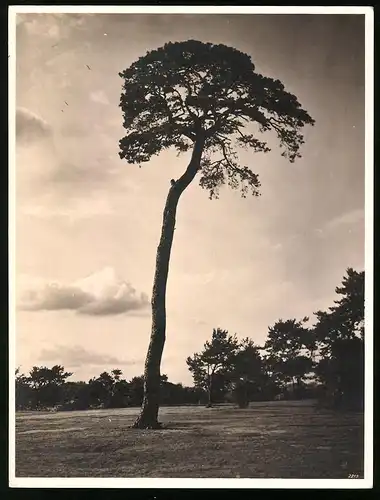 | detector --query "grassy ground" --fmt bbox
[15,400,364,478]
